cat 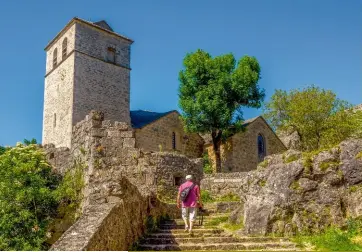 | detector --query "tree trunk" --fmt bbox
[211,130,222,173]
